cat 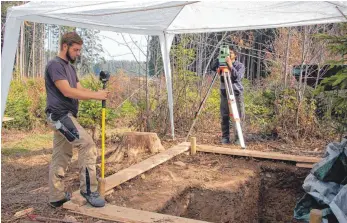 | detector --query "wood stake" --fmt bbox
[190,137,197,155]
[14,207,34,218]
[309,209,322,223]
[98,178,106,197]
